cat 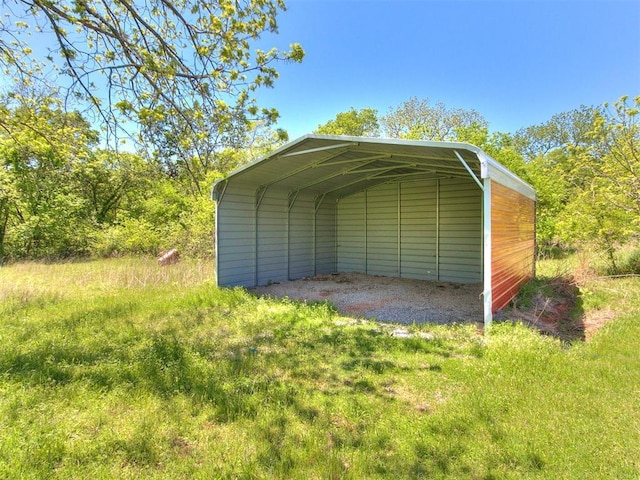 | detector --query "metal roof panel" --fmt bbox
[212,134,535,201]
